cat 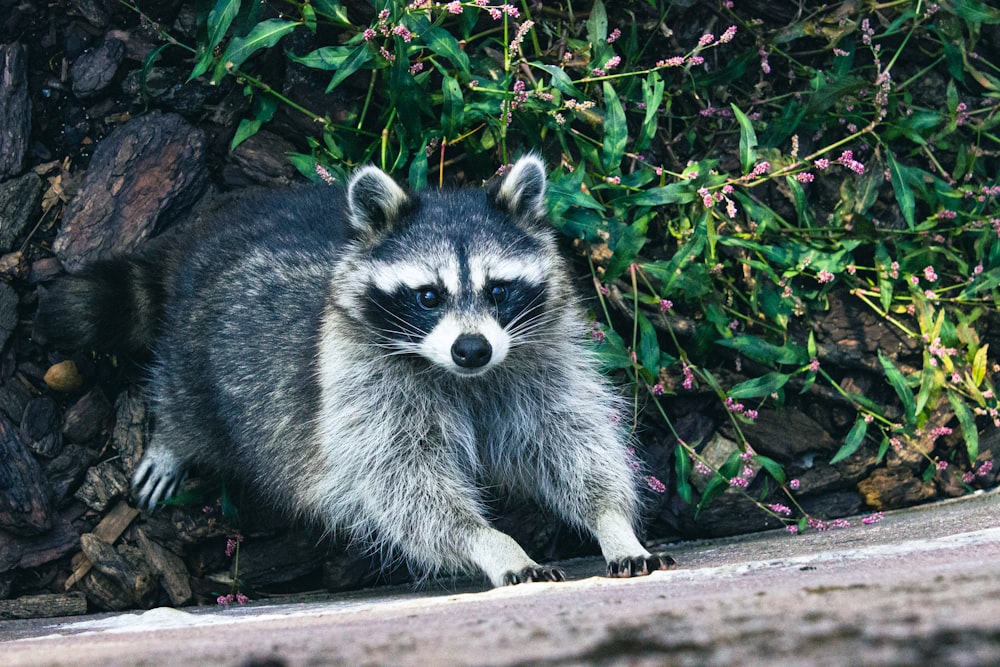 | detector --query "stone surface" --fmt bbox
[1,490,999,665]
[0,414,52,535]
